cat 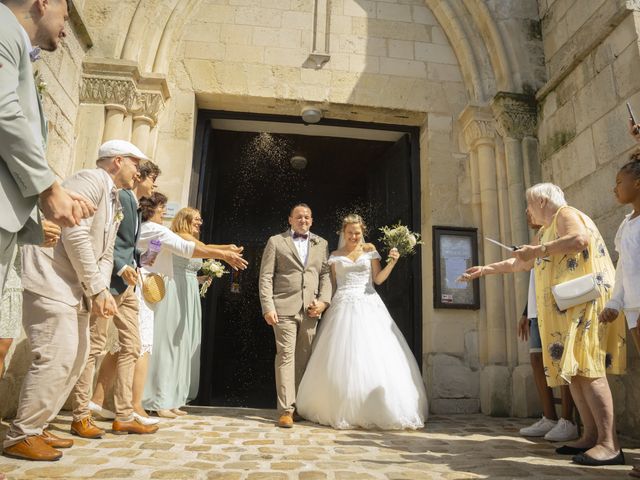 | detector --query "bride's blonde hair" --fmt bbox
[341,213,367,236]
